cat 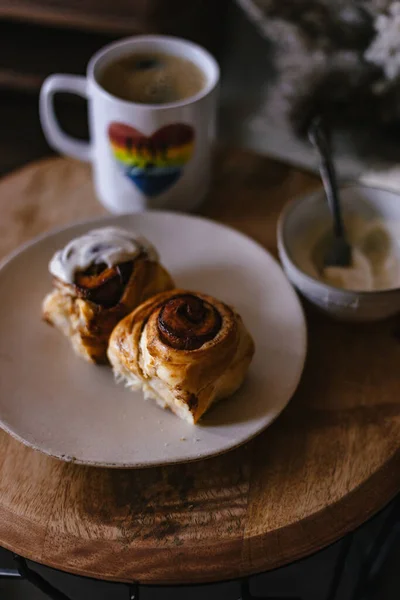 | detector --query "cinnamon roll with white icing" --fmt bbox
[42,227,174,363]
